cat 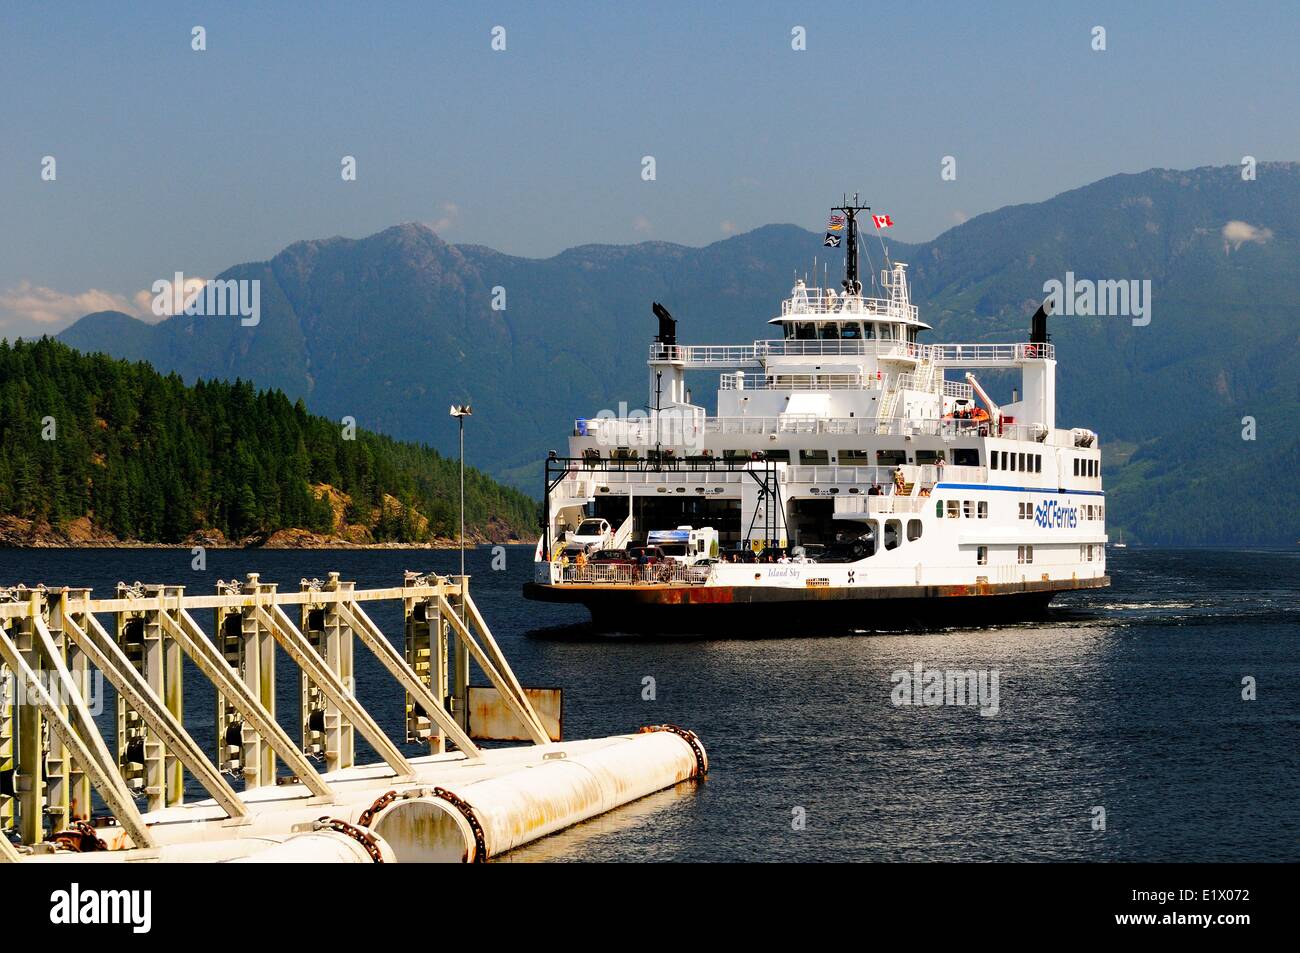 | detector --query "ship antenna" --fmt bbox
[832,192,871,295]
